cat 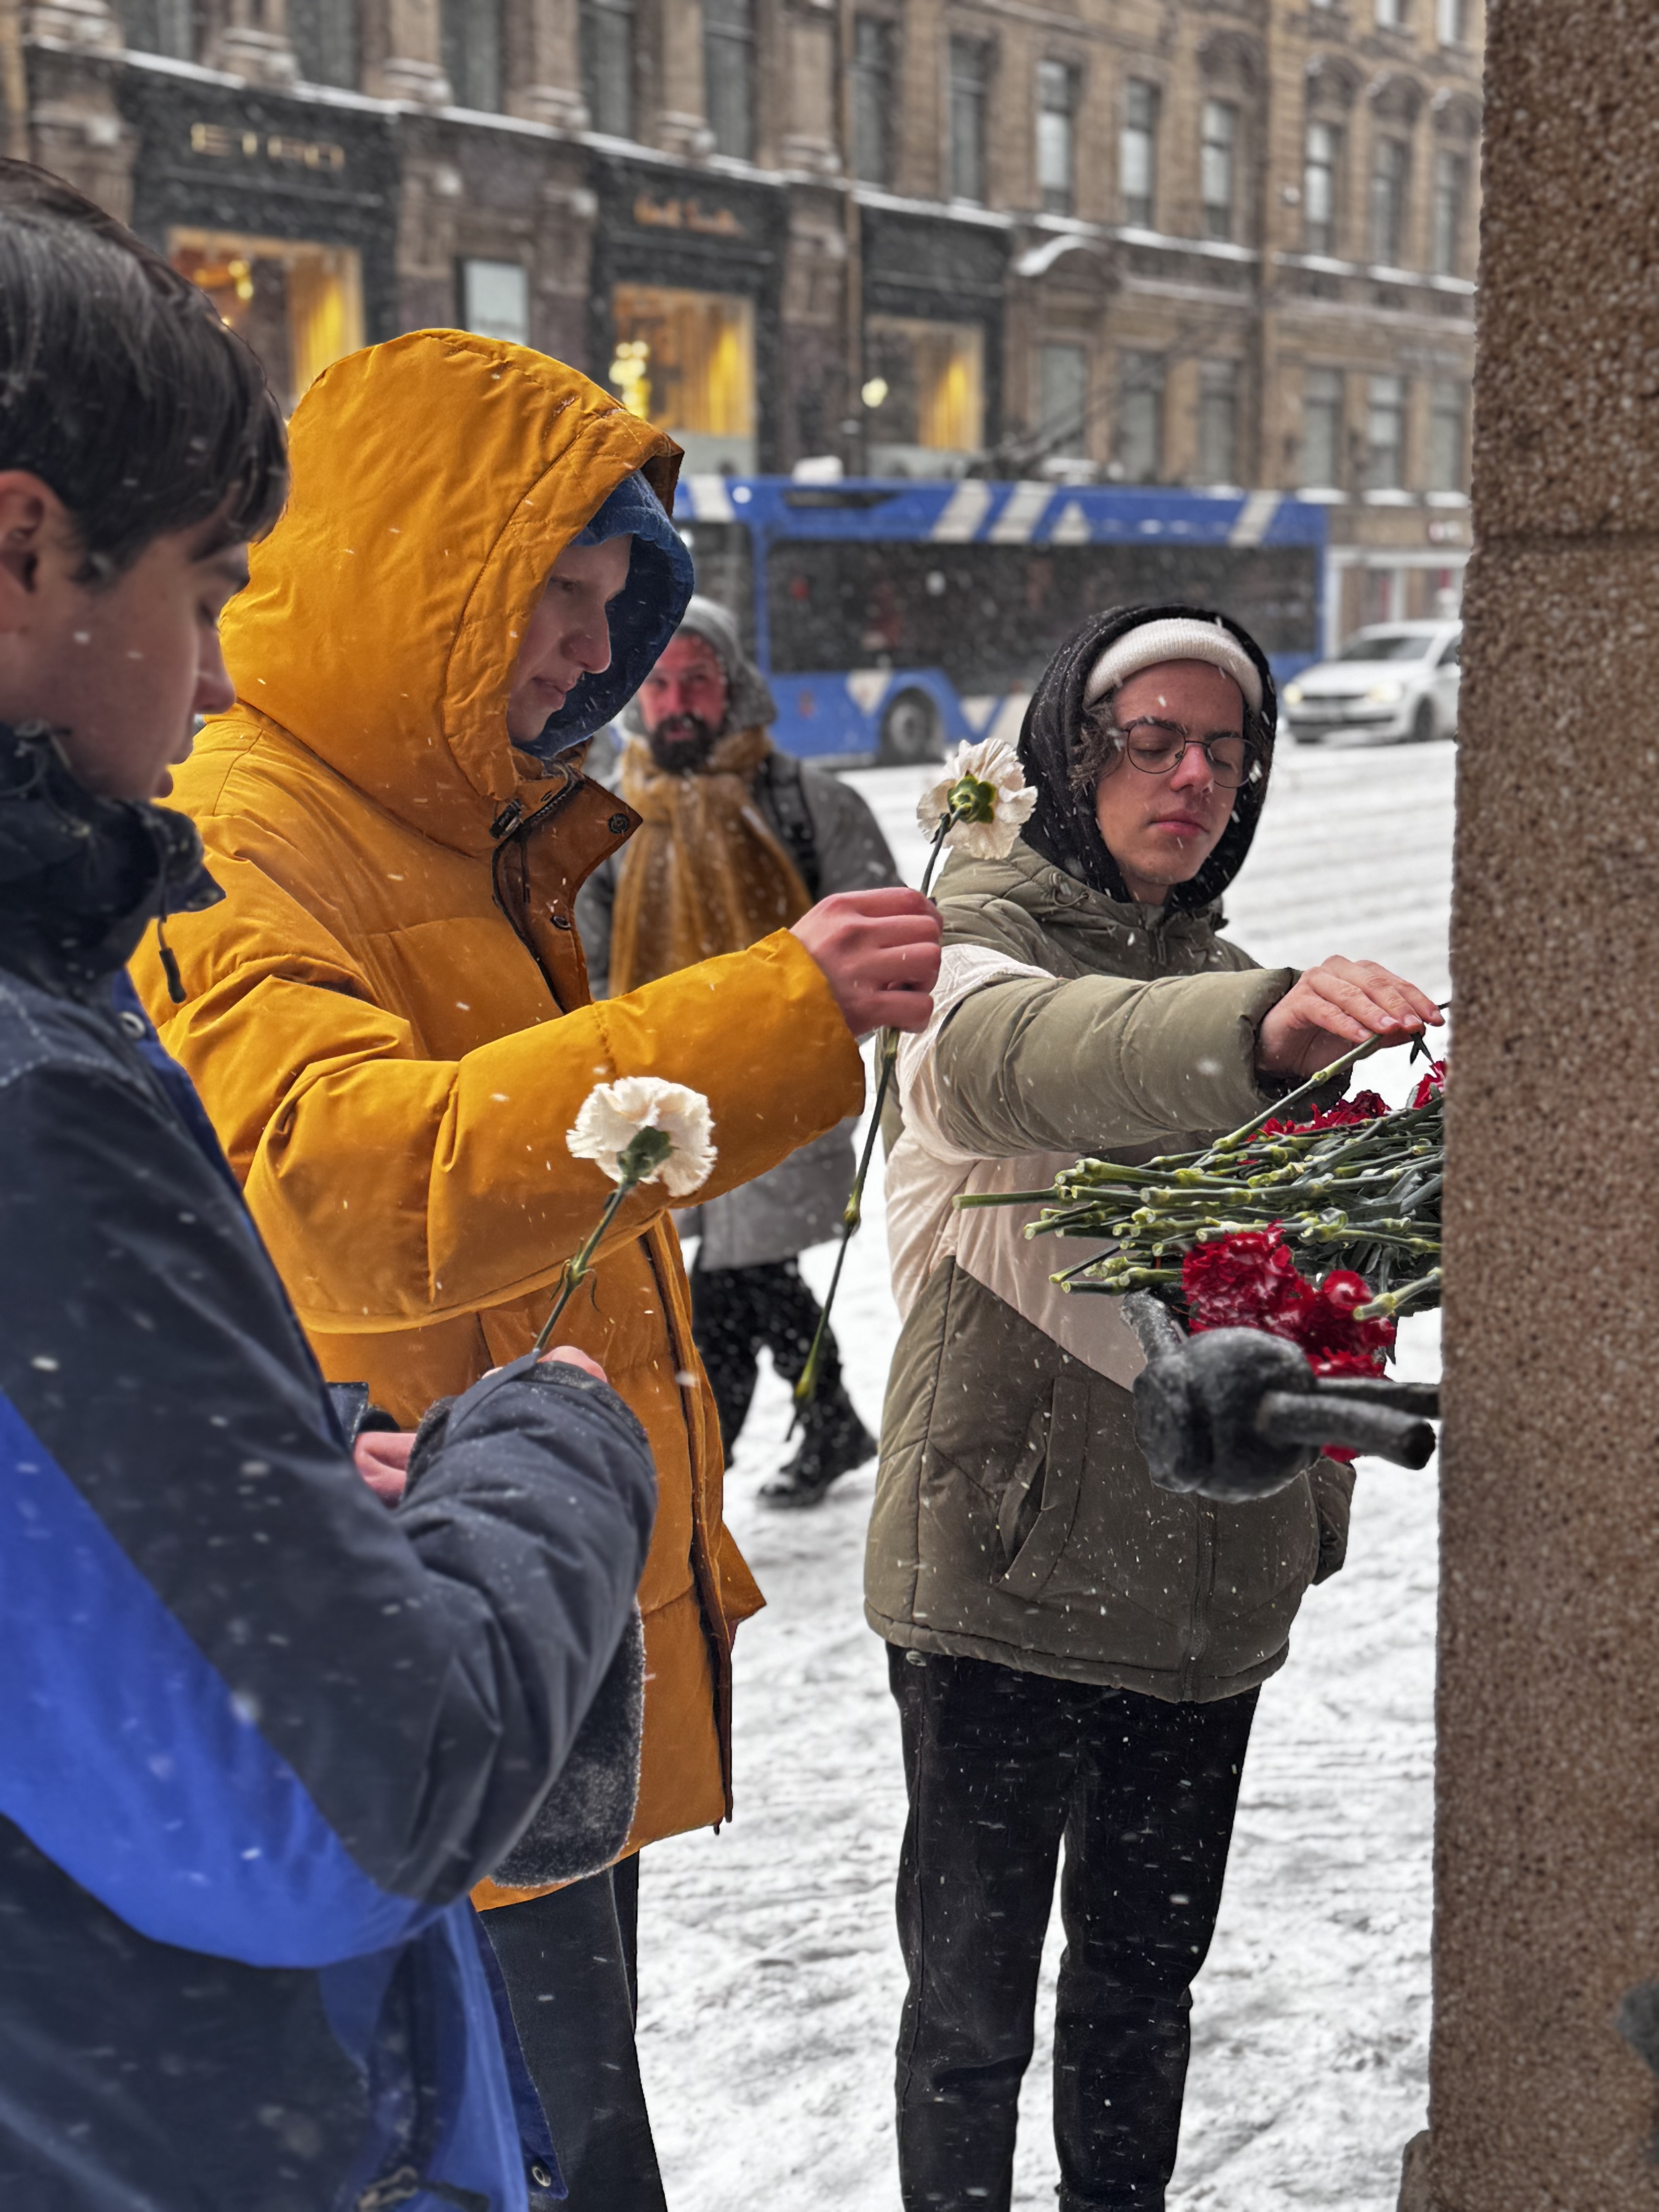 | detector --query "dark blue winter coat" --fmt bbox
[0,718,657,2211]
